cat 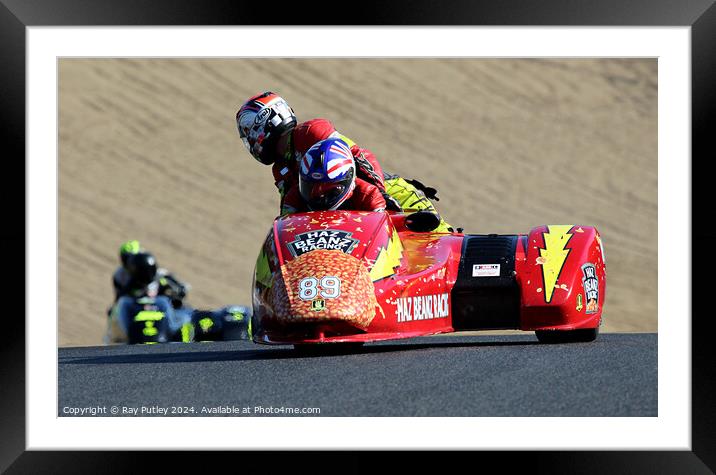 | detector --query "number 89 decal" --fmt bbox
[298,276,341,300]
